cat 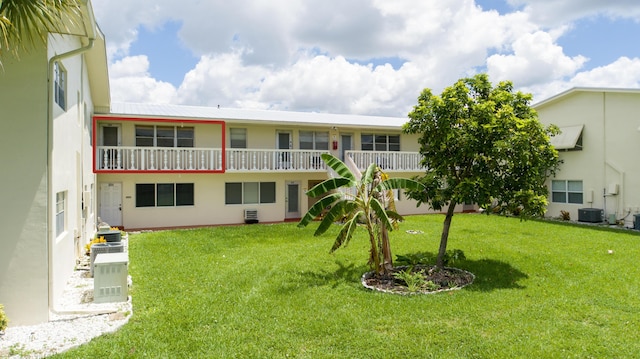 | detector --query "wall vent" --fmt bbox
[244,209,259,224]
